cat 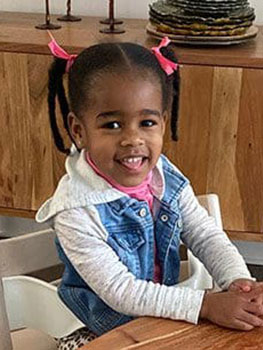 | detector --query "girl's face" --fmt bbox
[69,72,166,187]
